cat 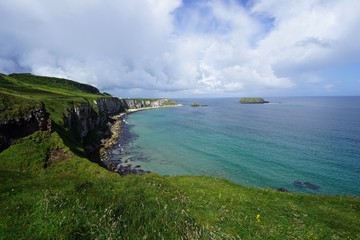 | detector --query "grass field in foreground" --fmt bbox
[0,131,359,239]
